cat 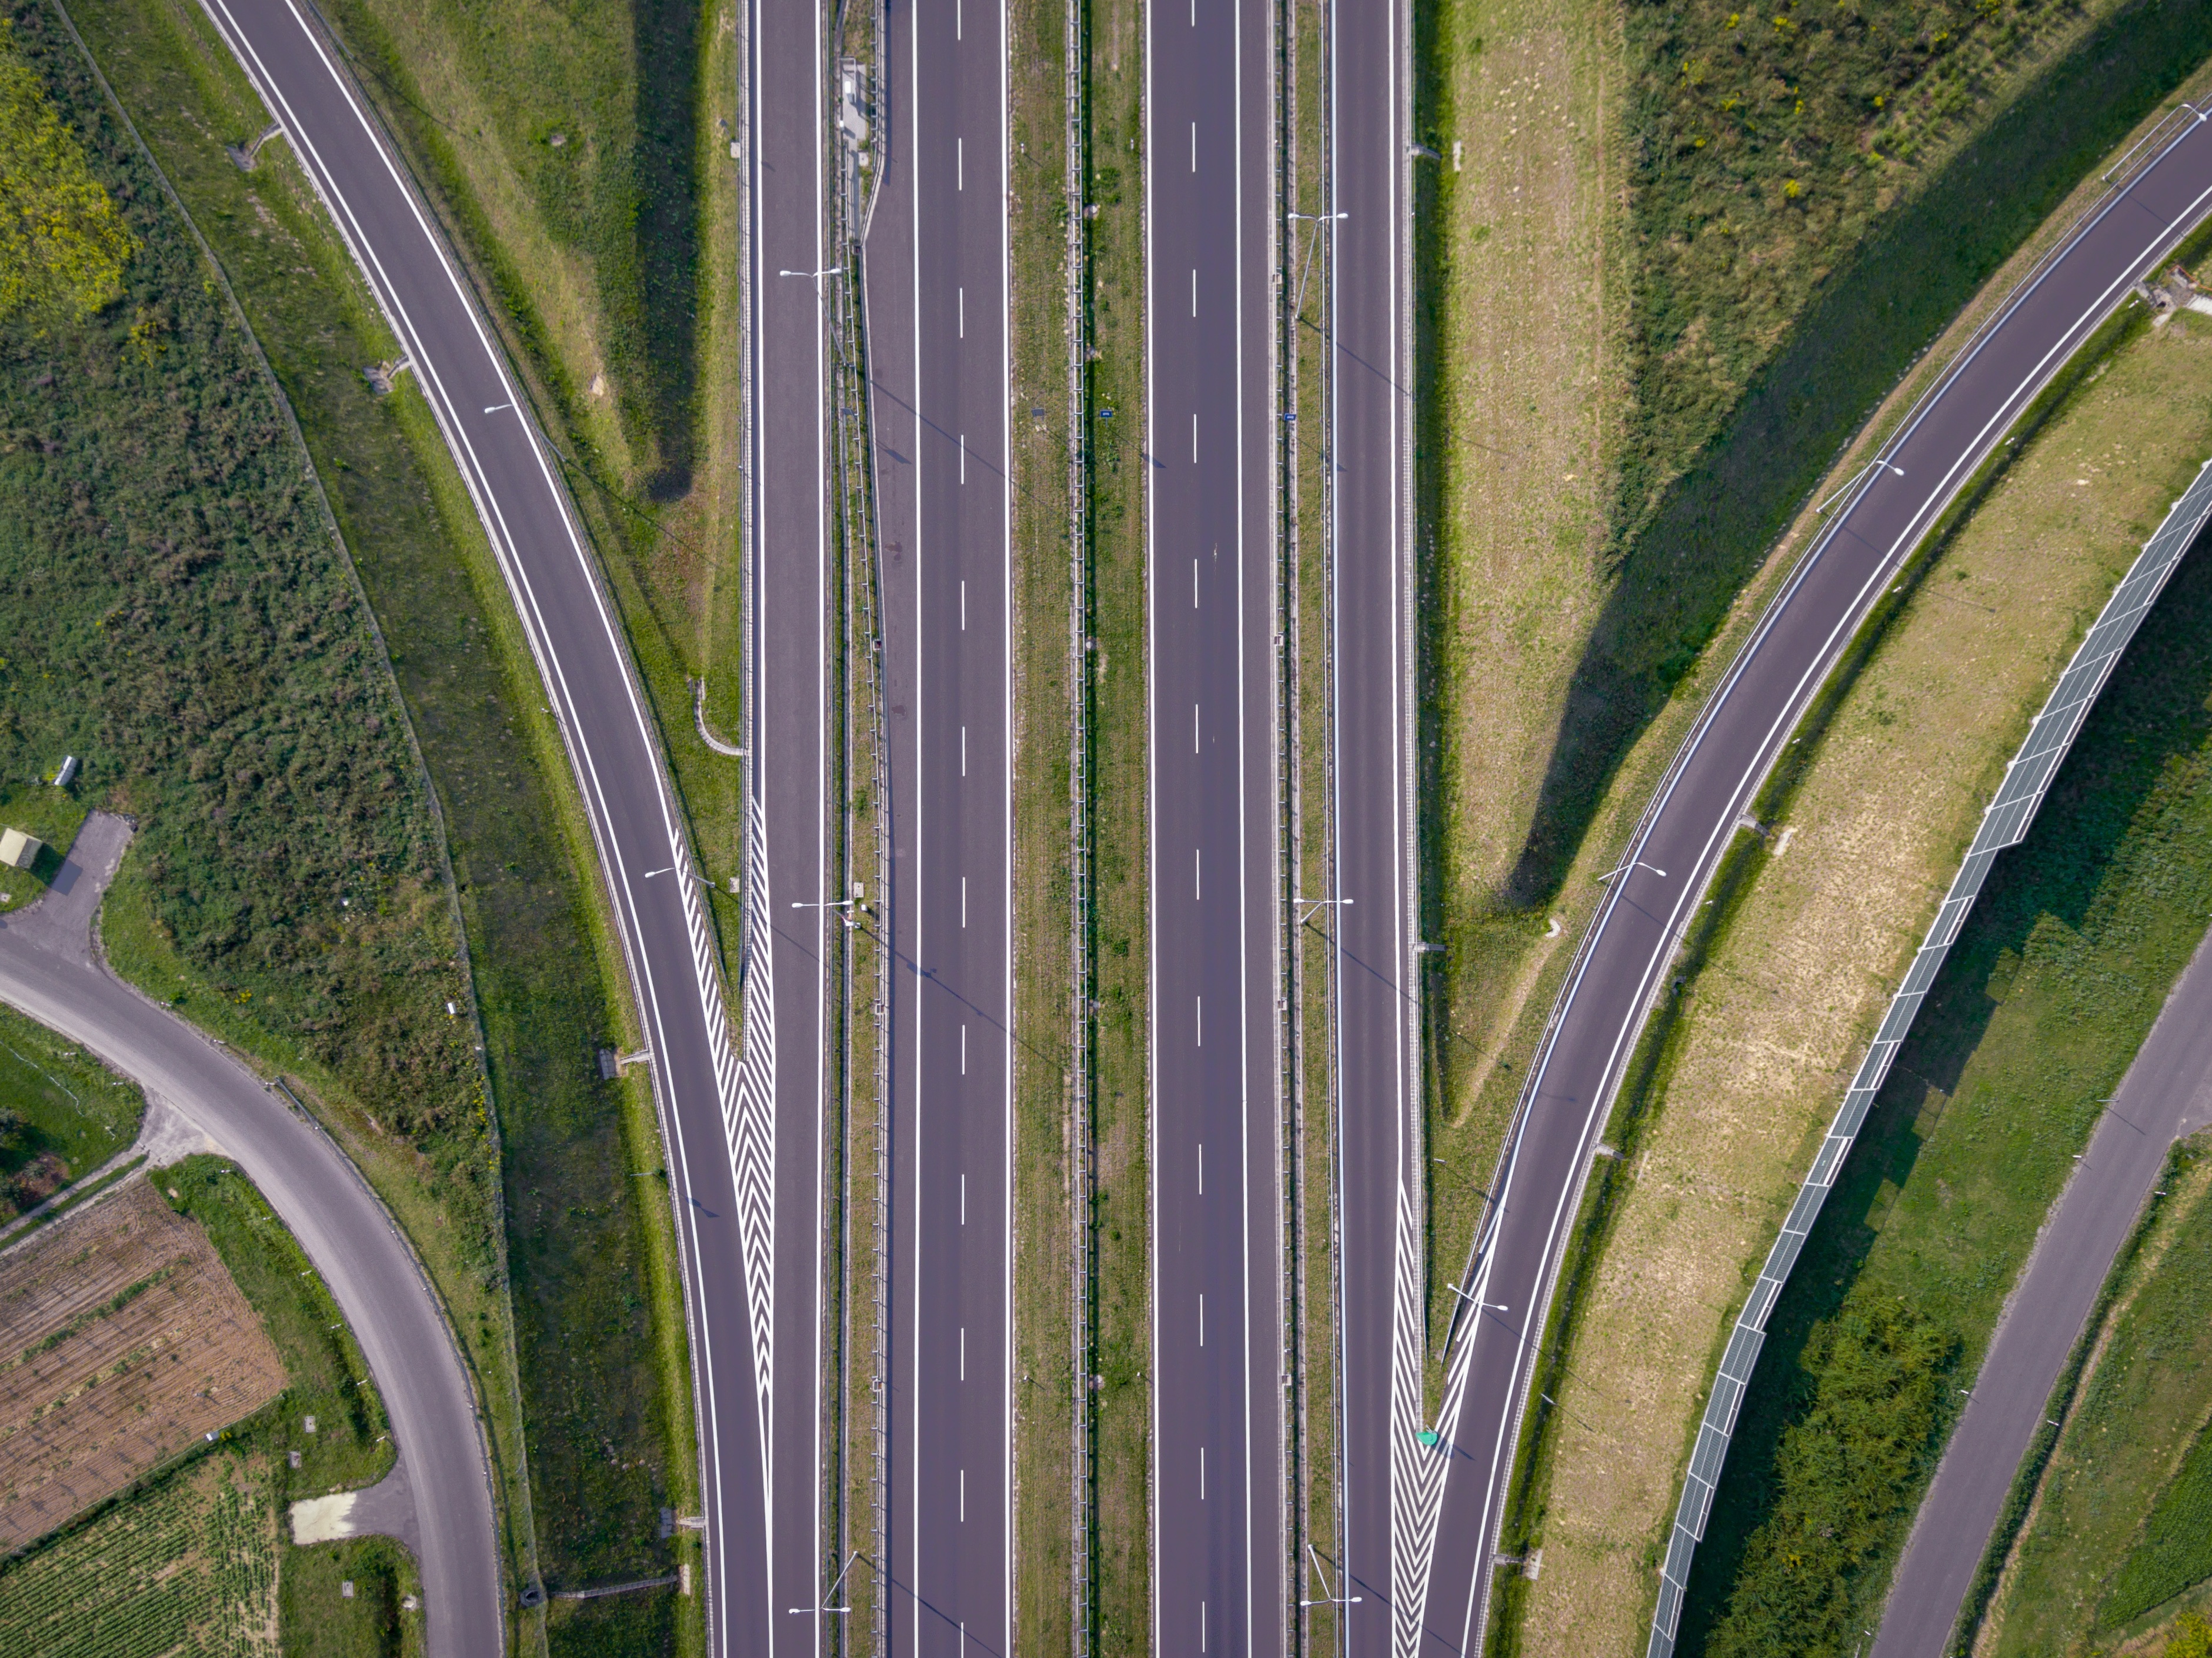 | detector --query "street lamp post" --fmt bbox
[786,1551,861,1617]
